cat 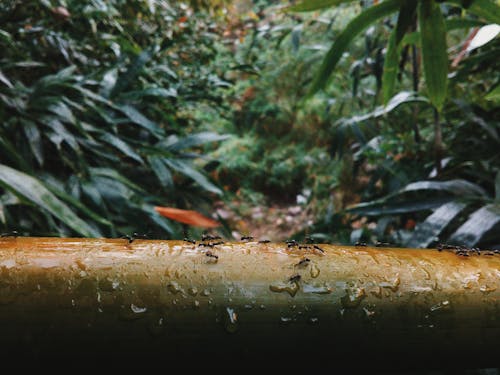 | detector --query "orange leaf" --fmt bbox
[154,206,220,228]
